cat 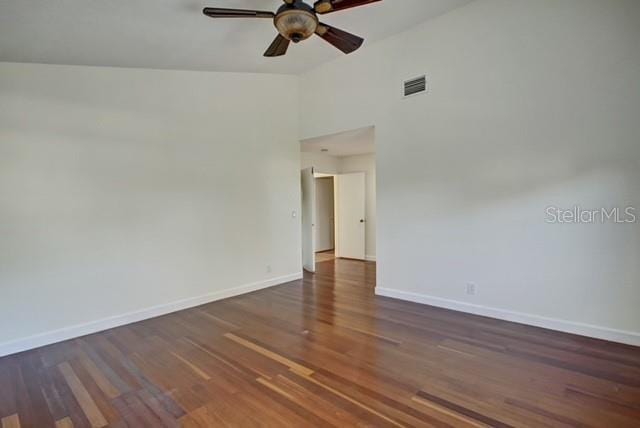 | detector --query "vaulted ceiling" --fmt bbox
[0,0,472,74]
